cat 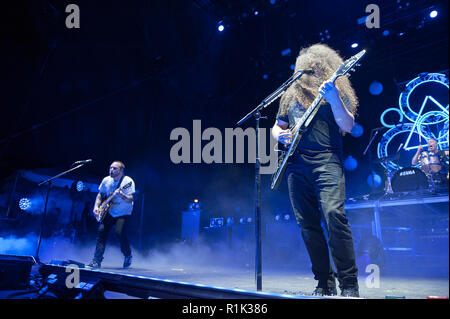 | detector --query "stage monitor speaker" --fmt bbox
[0,254,35,290]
